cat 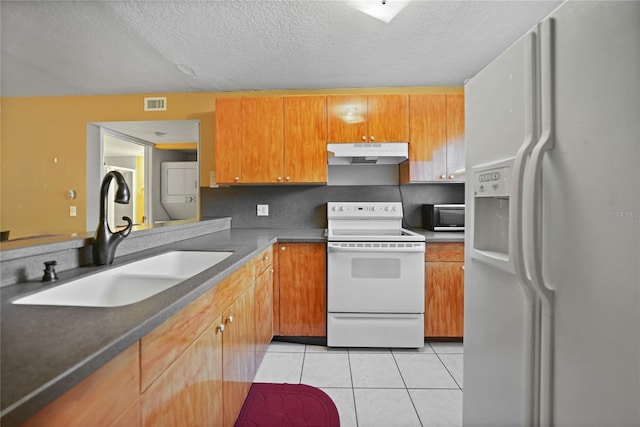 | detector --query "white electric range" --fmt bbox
[326,202,425,348]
